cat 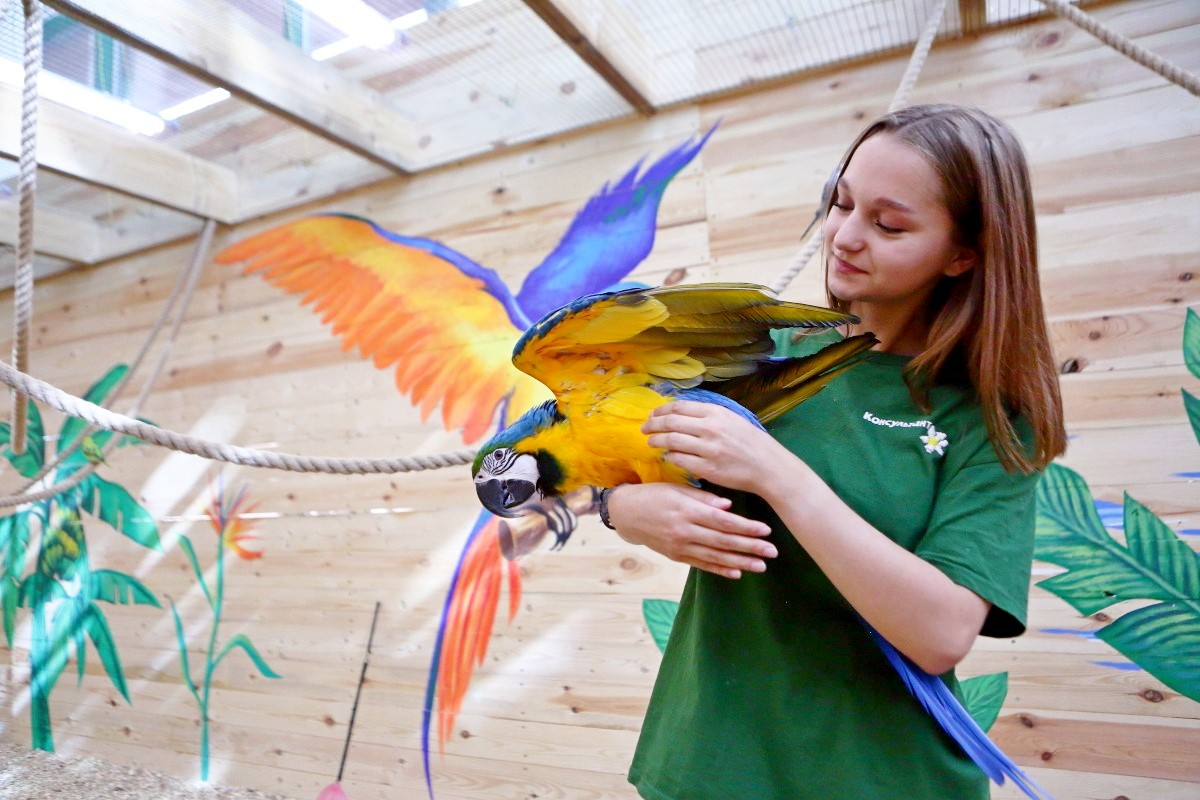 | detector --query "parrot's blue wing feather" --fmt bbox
[515,124,718,320]
[866,625,1056,800]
